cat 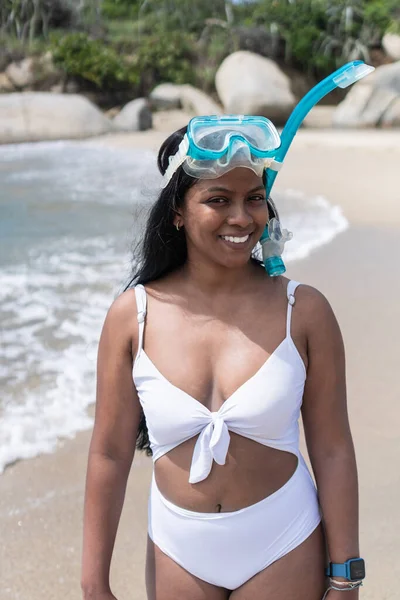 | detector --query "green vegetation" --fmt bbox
[50,32,139,90]
[1,0,399,96]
